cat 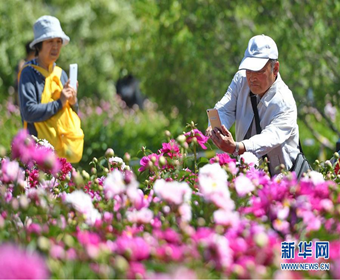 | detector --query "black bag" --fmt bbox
[290,152,312,180]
